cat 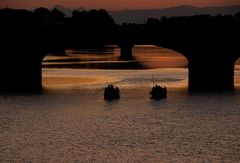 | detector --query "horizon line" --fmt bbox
[1,4,240,12]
